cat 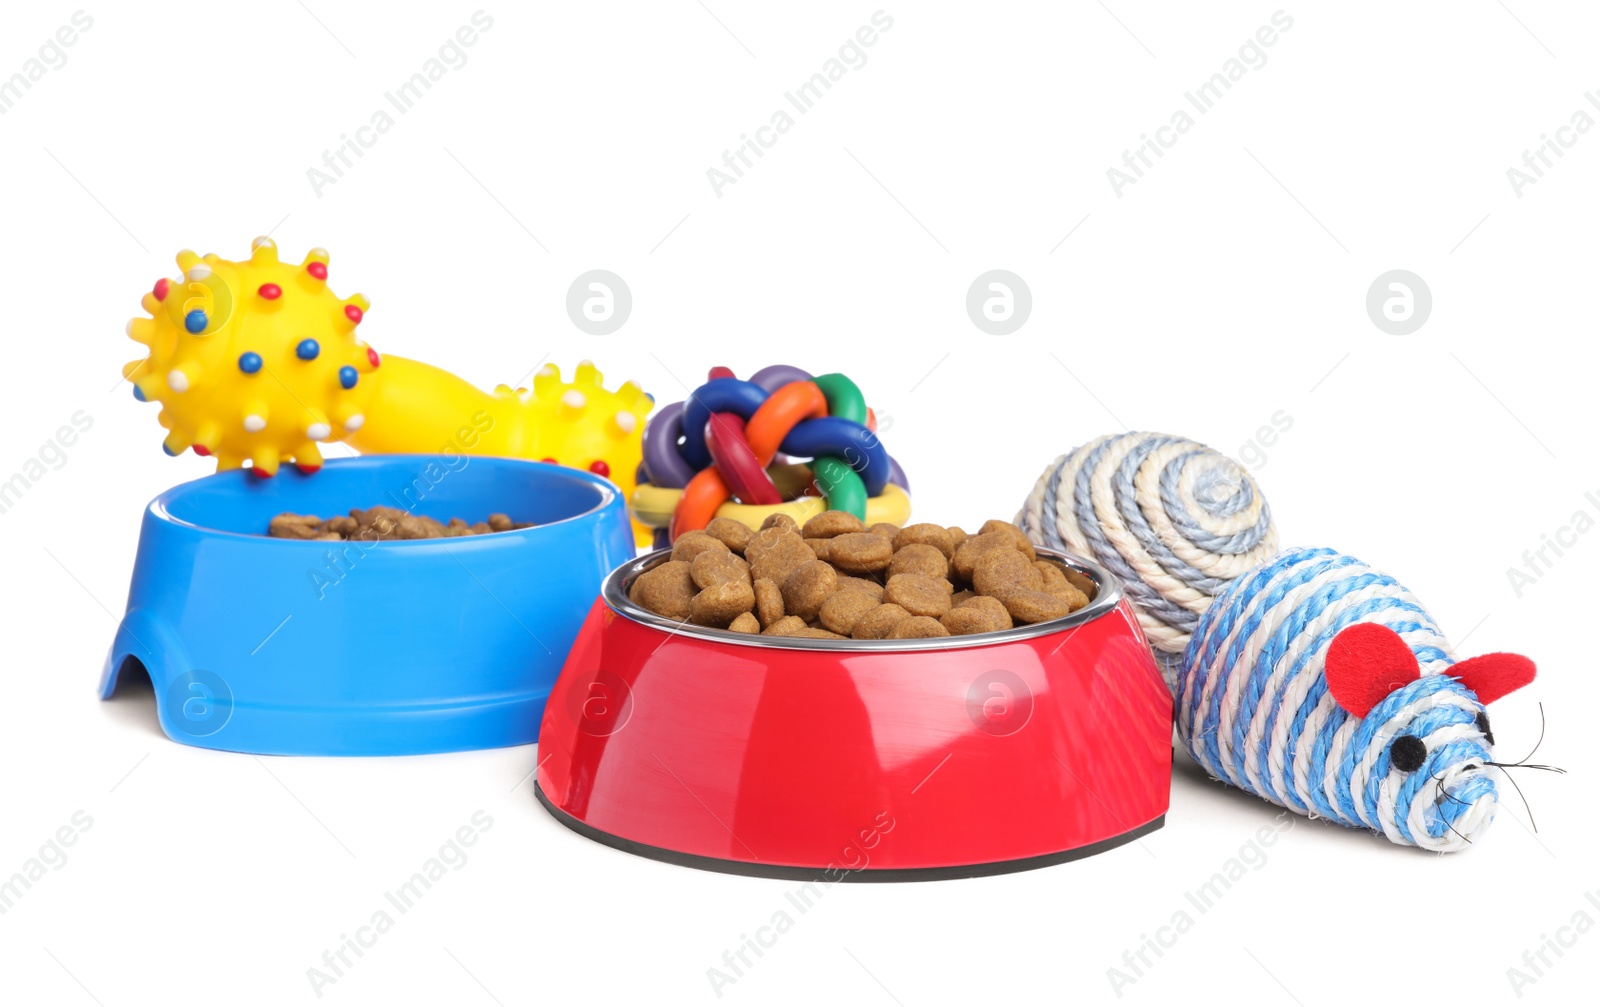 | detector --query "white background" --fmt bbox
[1,2,1596,1004]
